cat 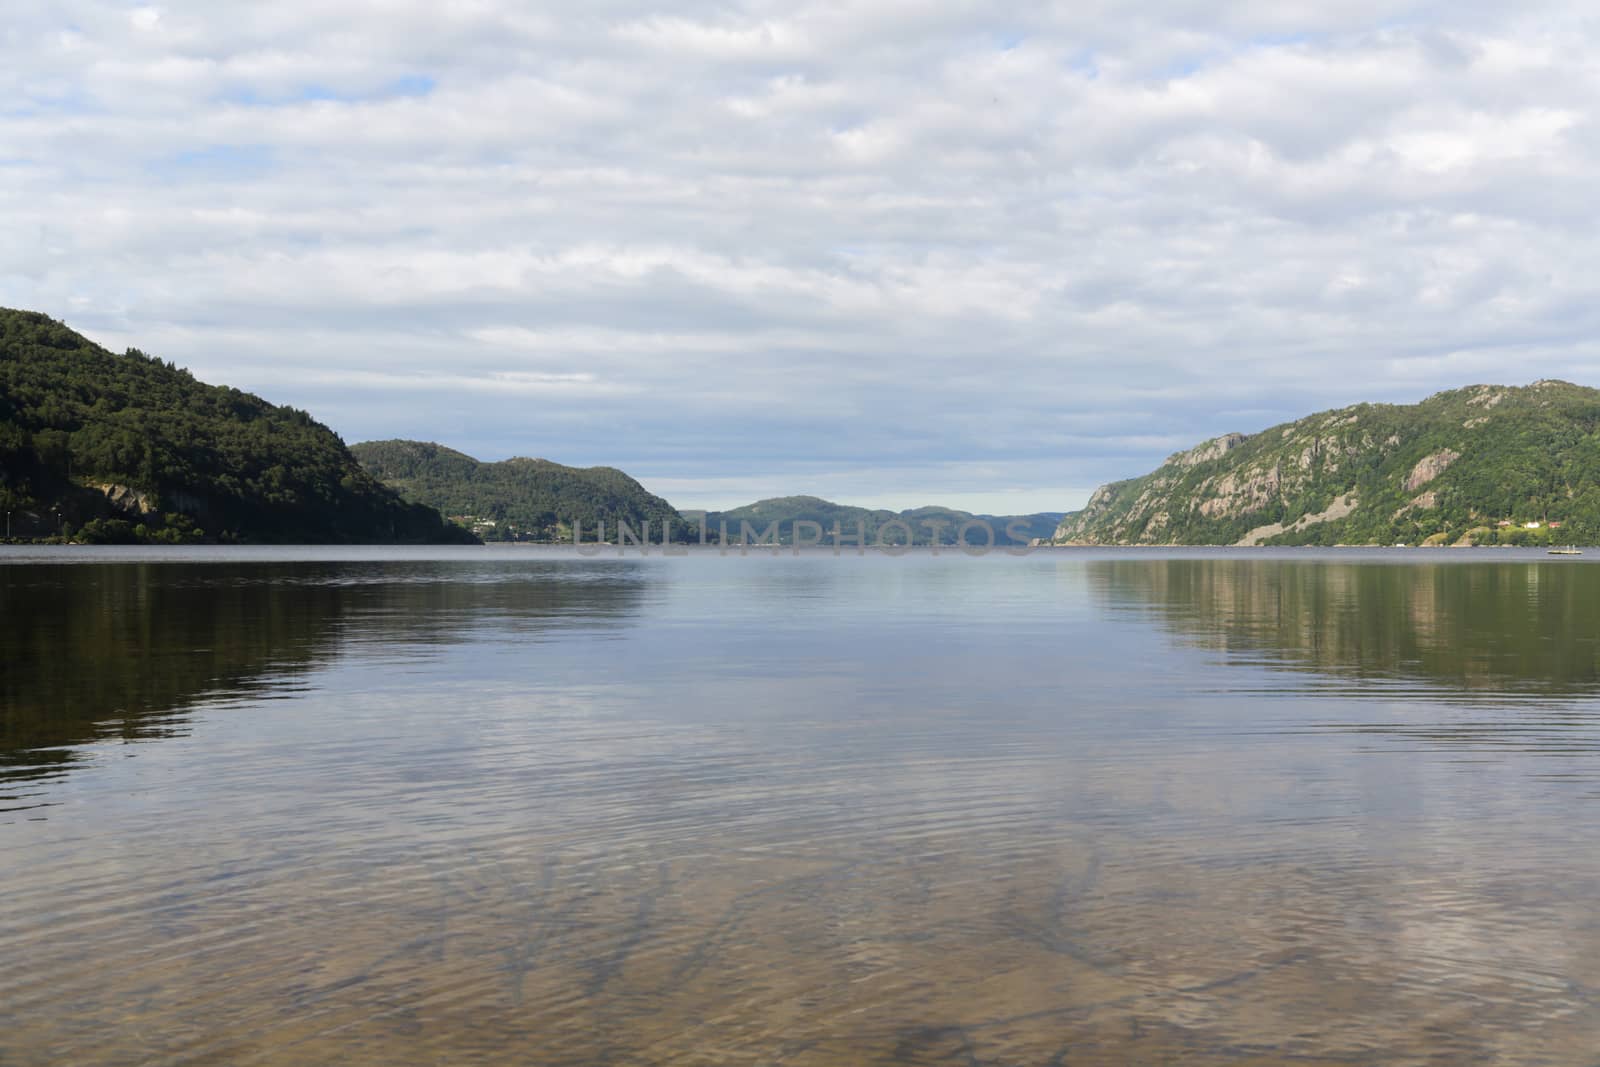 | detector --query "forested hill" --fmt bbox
[0,309,474,544]
[700,495,1064,546]
[1054,381,1600,546]
[351,440,682,541]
